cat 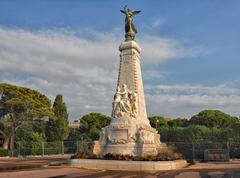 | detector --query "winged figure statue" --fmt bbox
[120,5,141,41]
